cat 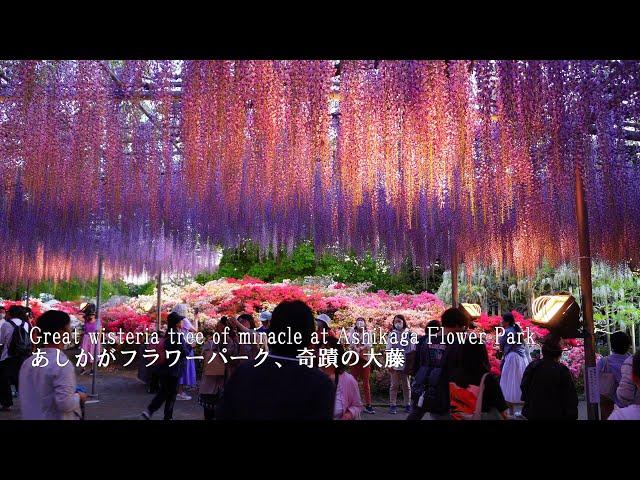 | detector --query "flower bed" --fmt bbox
[7,277,586,383]
[101,304,154,334]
